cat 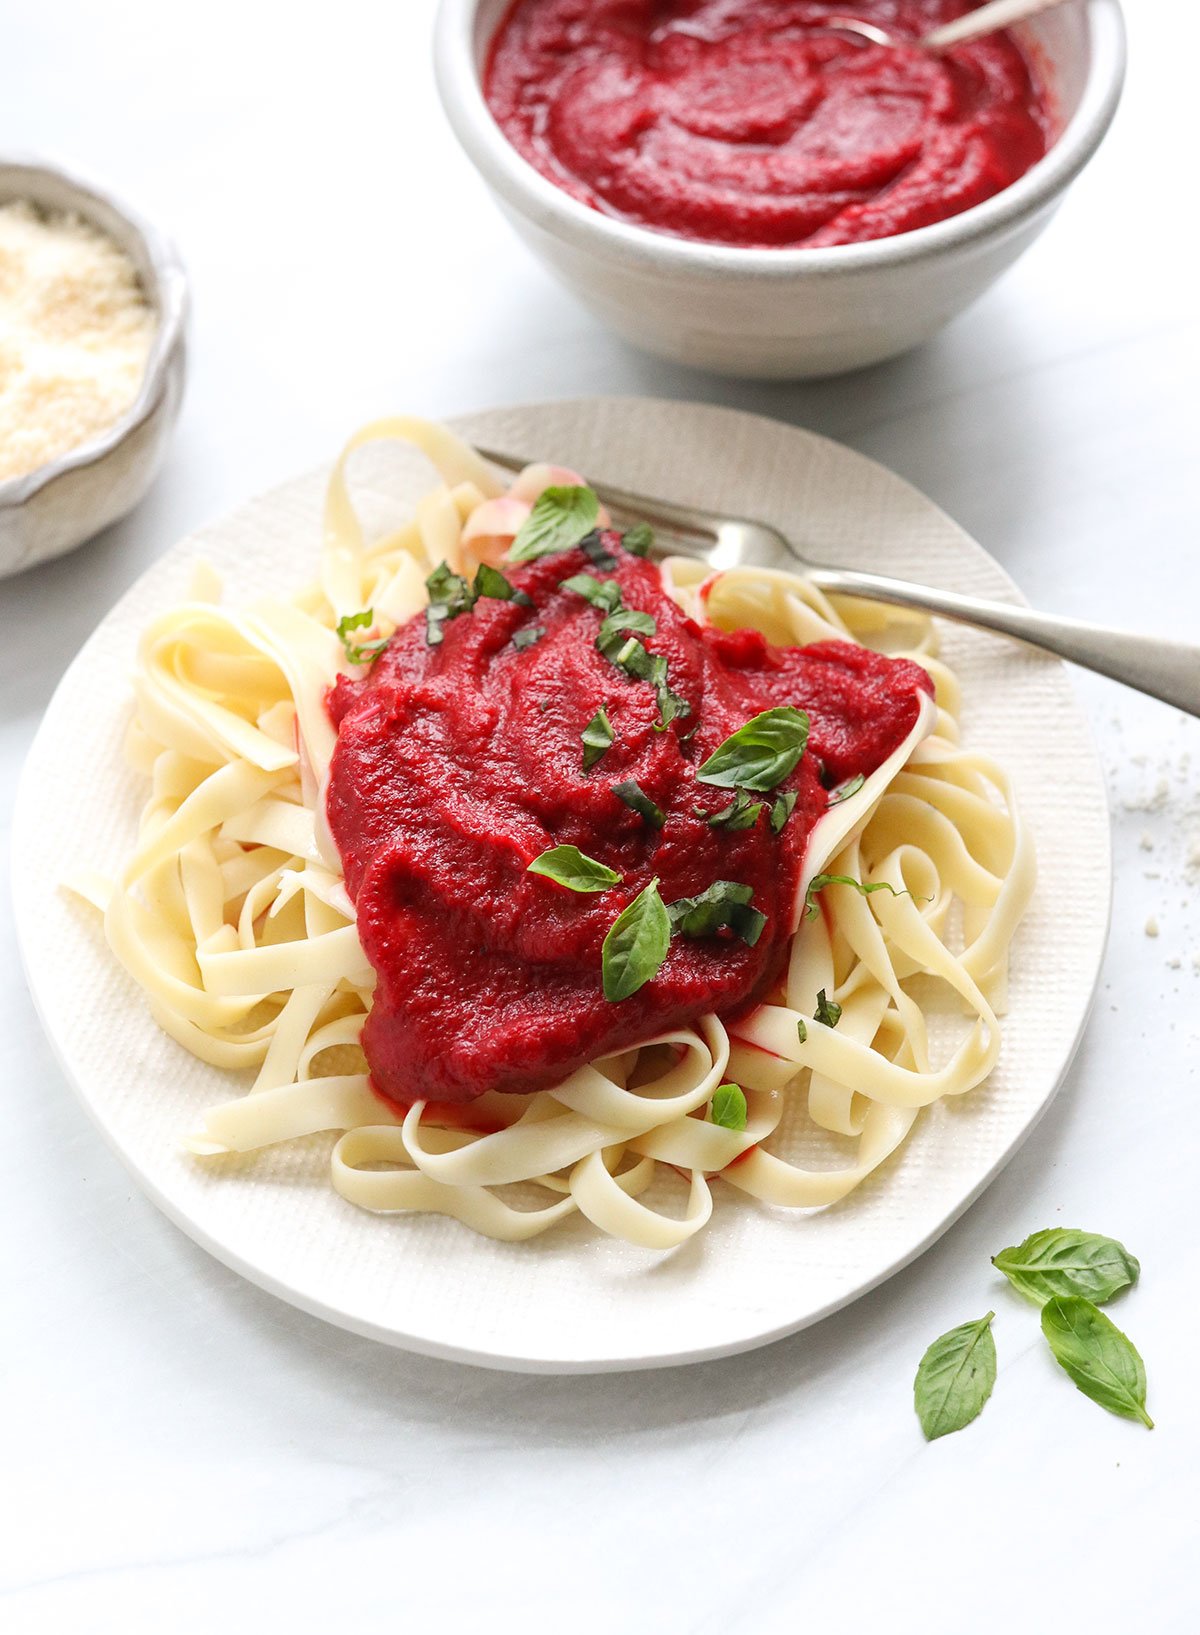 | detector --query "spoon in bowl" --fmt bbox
[826,0,1070,53]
